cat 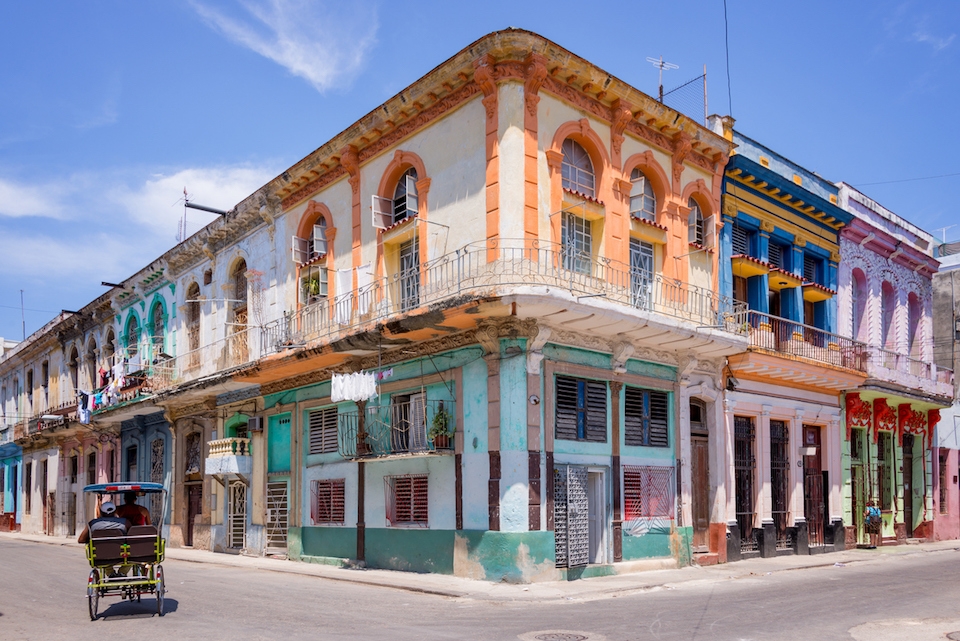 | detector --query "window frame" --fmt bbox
[623,465,675,519]
[554,375,607,443]
[312,478,346,525]
[561,138,596,198]
[623,386,670,448]
[385,474,429,528]
[307,406,339,455]
[629,168,656,222]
